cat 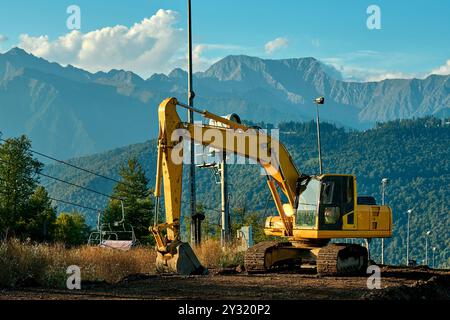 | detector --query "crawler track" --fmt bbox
[317,244,368,275]
[244,241,278,273]
[245,242,368,276]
